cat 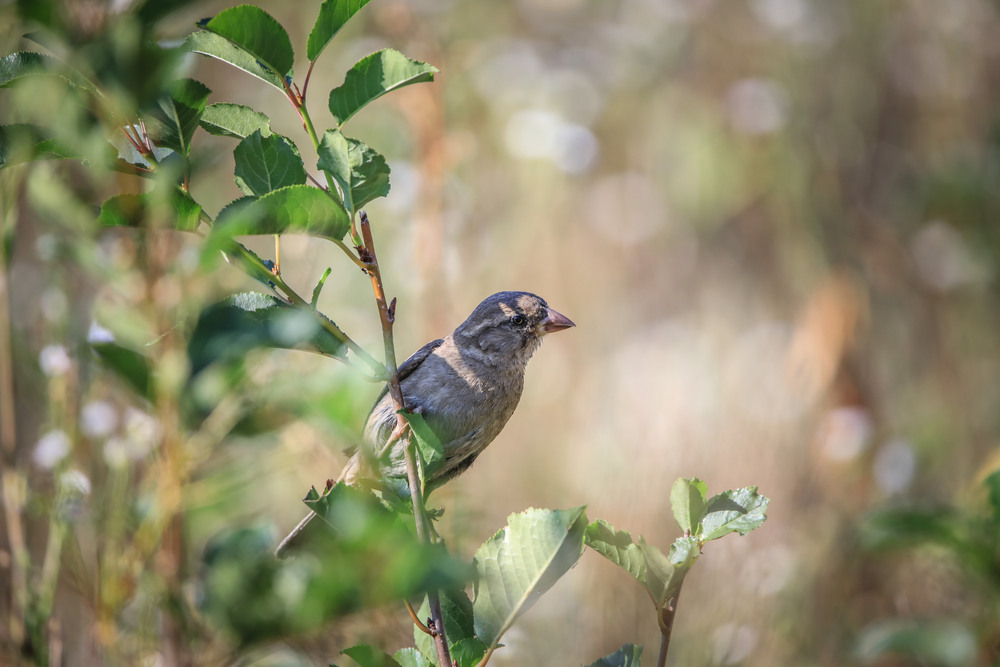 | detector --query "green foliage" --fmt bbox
[472,506,588,648]
[392,648,434,667]
[700,486,770,540]
[0,123,74,167]
[199,506,464,648]
[308,0,373,62]
[187,292,349,377]
[146,78,212,156]
[853,619,977,667]
[210,186,350,242]
[853,472,1000,664]
[199,103,272,139]
[233,130,306,196]
[586,479,768,663]
[583,644,643,667]
[340,644,402,667]
[584,519,672,605]
[98,191,202,231]
[184,29,285,90]
[317,129,391,217]
[329,49,438,126]
[204,6,295,82]
[670,477,707,535]
[0,51,91,90]
[412,588,487,667]
[91,342,154,402]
